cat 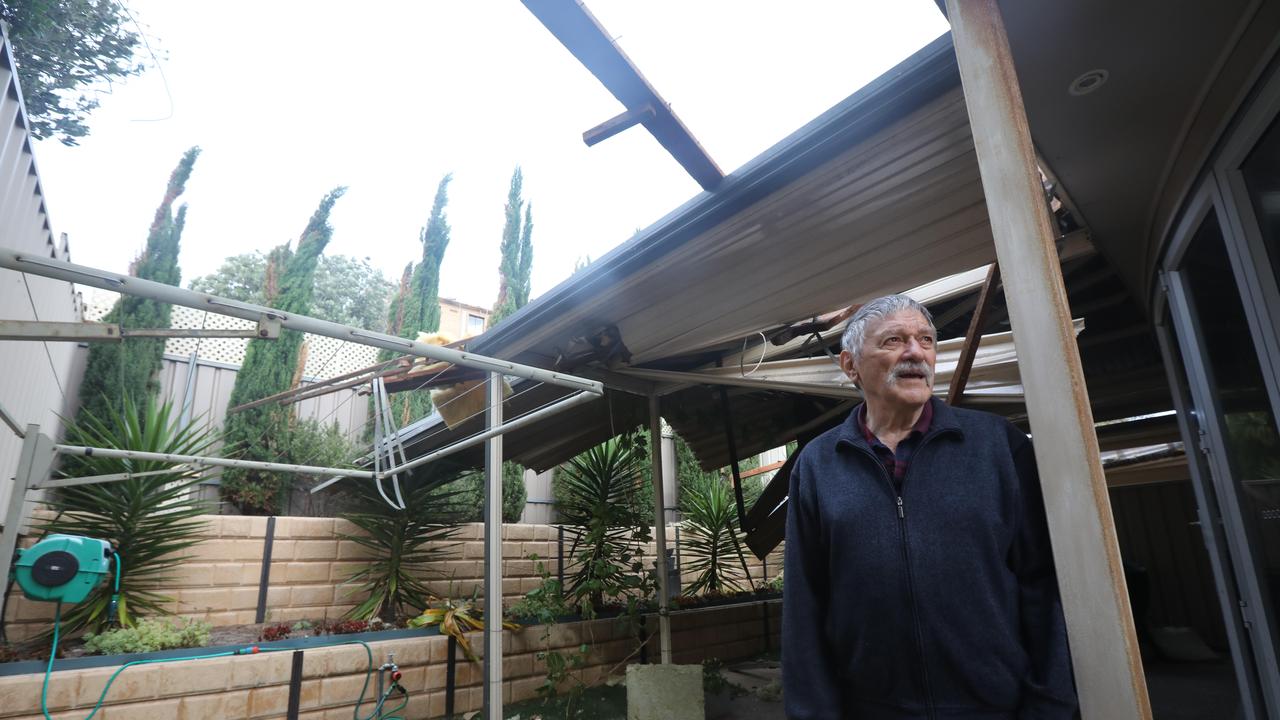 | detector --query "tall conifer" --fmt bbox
[379,173,453,424]
[491,167,533,325]
[221,187,346,514]
[77,147,200,423]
